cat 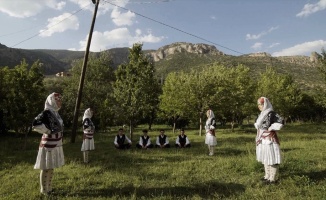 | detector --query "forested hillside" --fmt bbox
[0,42,324,92]
[0,43,67,75]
